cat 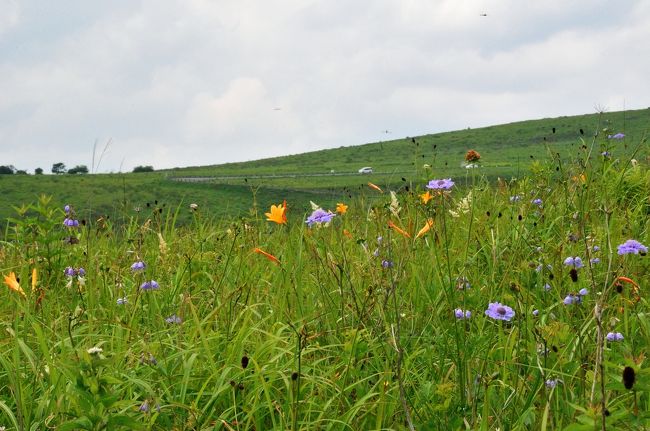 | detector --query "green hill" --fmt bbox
[1,108,648,225]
